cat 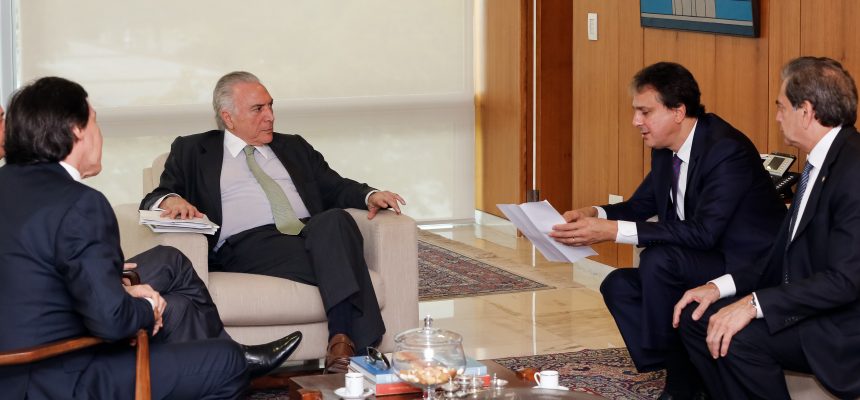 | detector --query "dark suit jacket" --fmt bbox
[601,113,786,273]
[732,126,860,397]
[139,130,375,251]
[0,163,154,399]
